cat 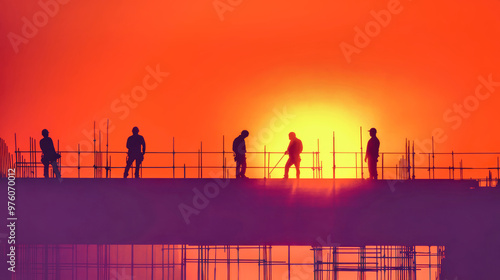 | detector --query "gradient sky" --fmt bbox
[1,0,500,178]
